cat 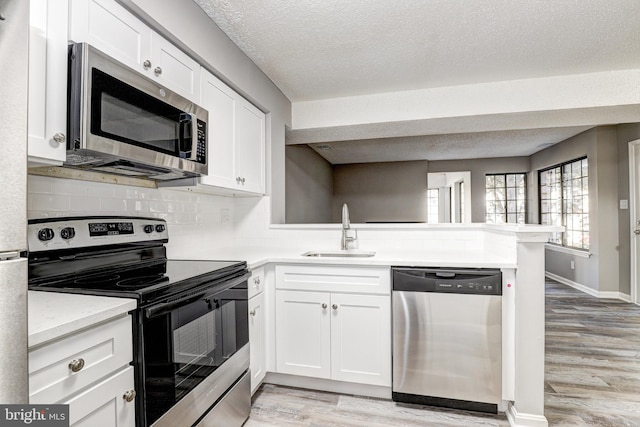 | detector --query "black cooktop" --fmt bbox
[29,259,247,306]
[27,216,249,306]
